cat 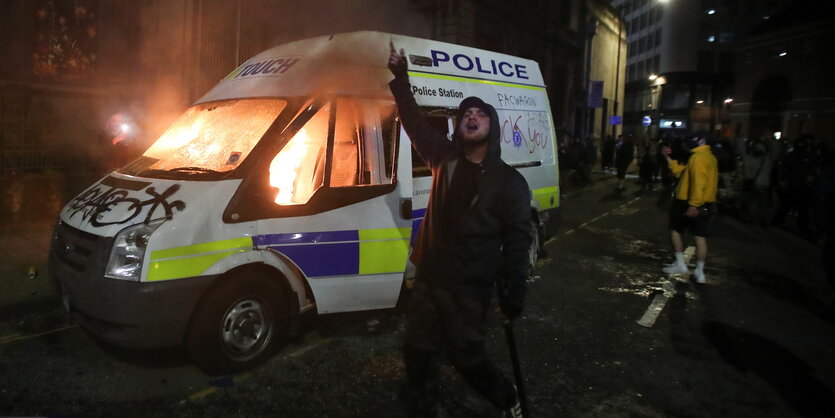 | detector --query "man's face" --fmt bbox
[458,107,490,143]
